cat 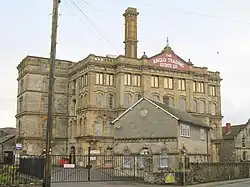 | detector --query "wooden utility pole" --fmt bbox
[44,0,60,187]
